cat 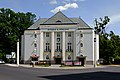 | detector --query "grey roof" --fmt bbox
[28,11,91,29]
[70,18,90,28]
[28,18,47,29]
